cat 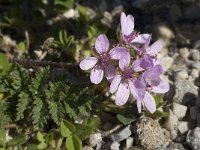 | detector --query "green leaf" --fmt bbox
[0,53,10,73]
[60,120,75,138]
[83,116,100,132]
[37,132,45,143]
[75,124,93,141]
[0,129,6,147]
[154,95,163,107]
[7,135,25,146]
[37,142,47,150]
[116,114,137,125]
[77,5,89,21]
[26,144,38,150]
[17,42,26,51]
[65,135,82,150]
[152,110,169,119]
